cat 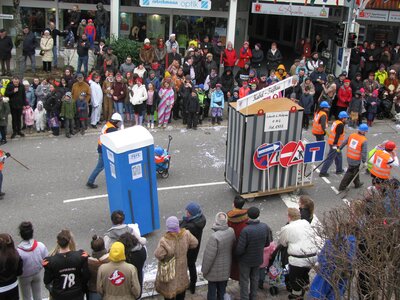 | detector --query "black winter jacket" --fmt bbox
[5,83,26,110]
[220,71,234,94]
[266,49,282,71]
[185,95,200,113]
[0,36,13,60]
[22,32,37,56]
[235,219,272,267]
[77,38,90,57]
[180,214,206,263]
